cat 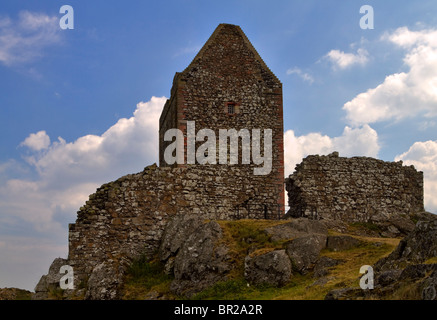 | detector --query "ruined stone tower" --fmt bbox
[159,23,284,214]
